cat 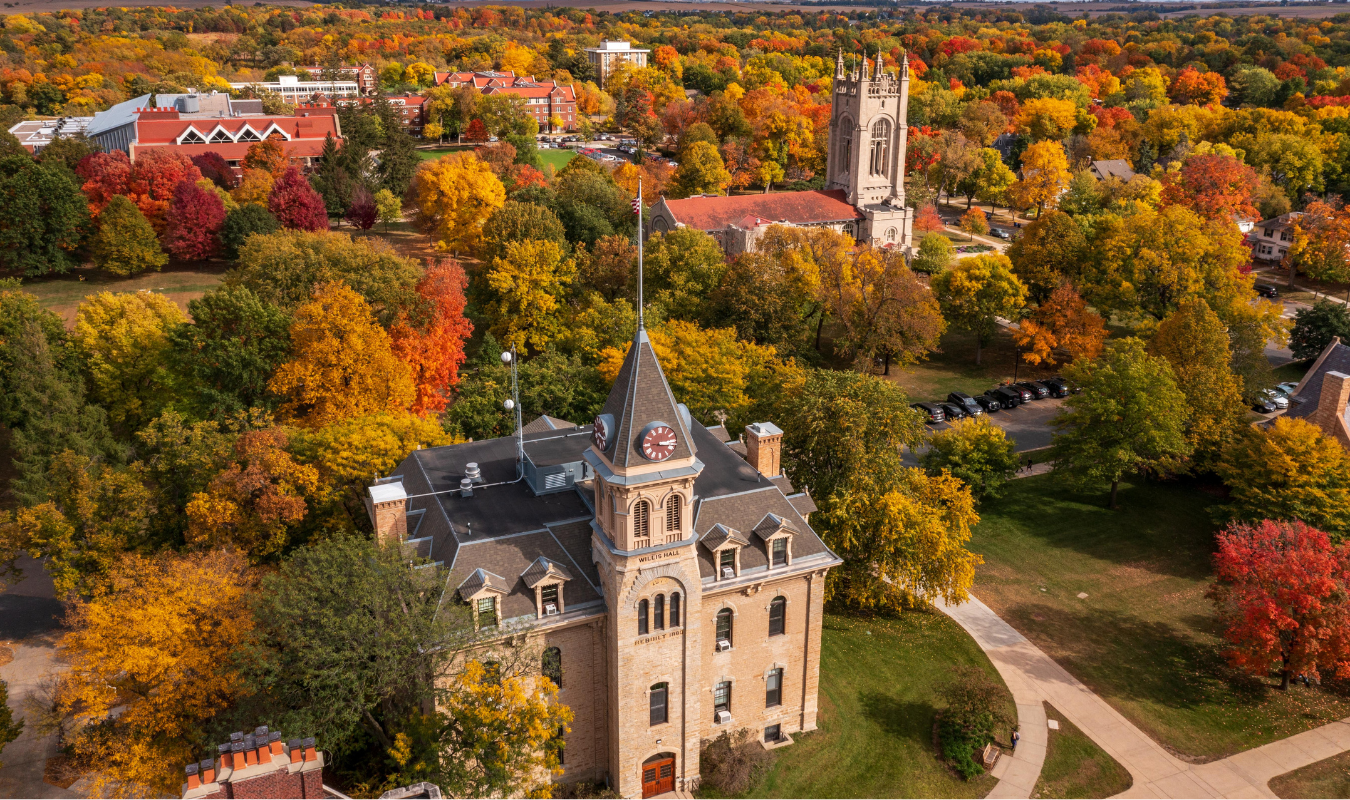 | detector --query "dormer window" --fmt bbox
[772,538,788,567]
[521,557,573,619]
[719,549,735,578]
[458,568,508,631]
[701,524,748,580]
[754,513,797,570]
[476,596,498,628]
